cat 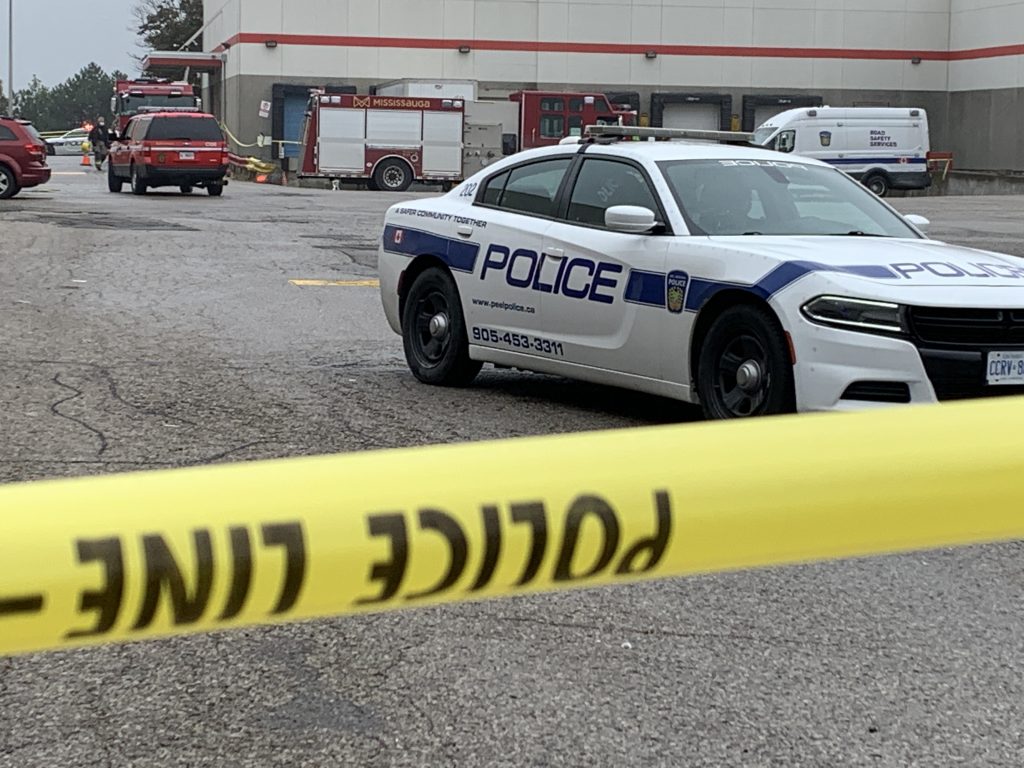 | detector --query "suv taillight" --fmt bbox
[25,143,44,159]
